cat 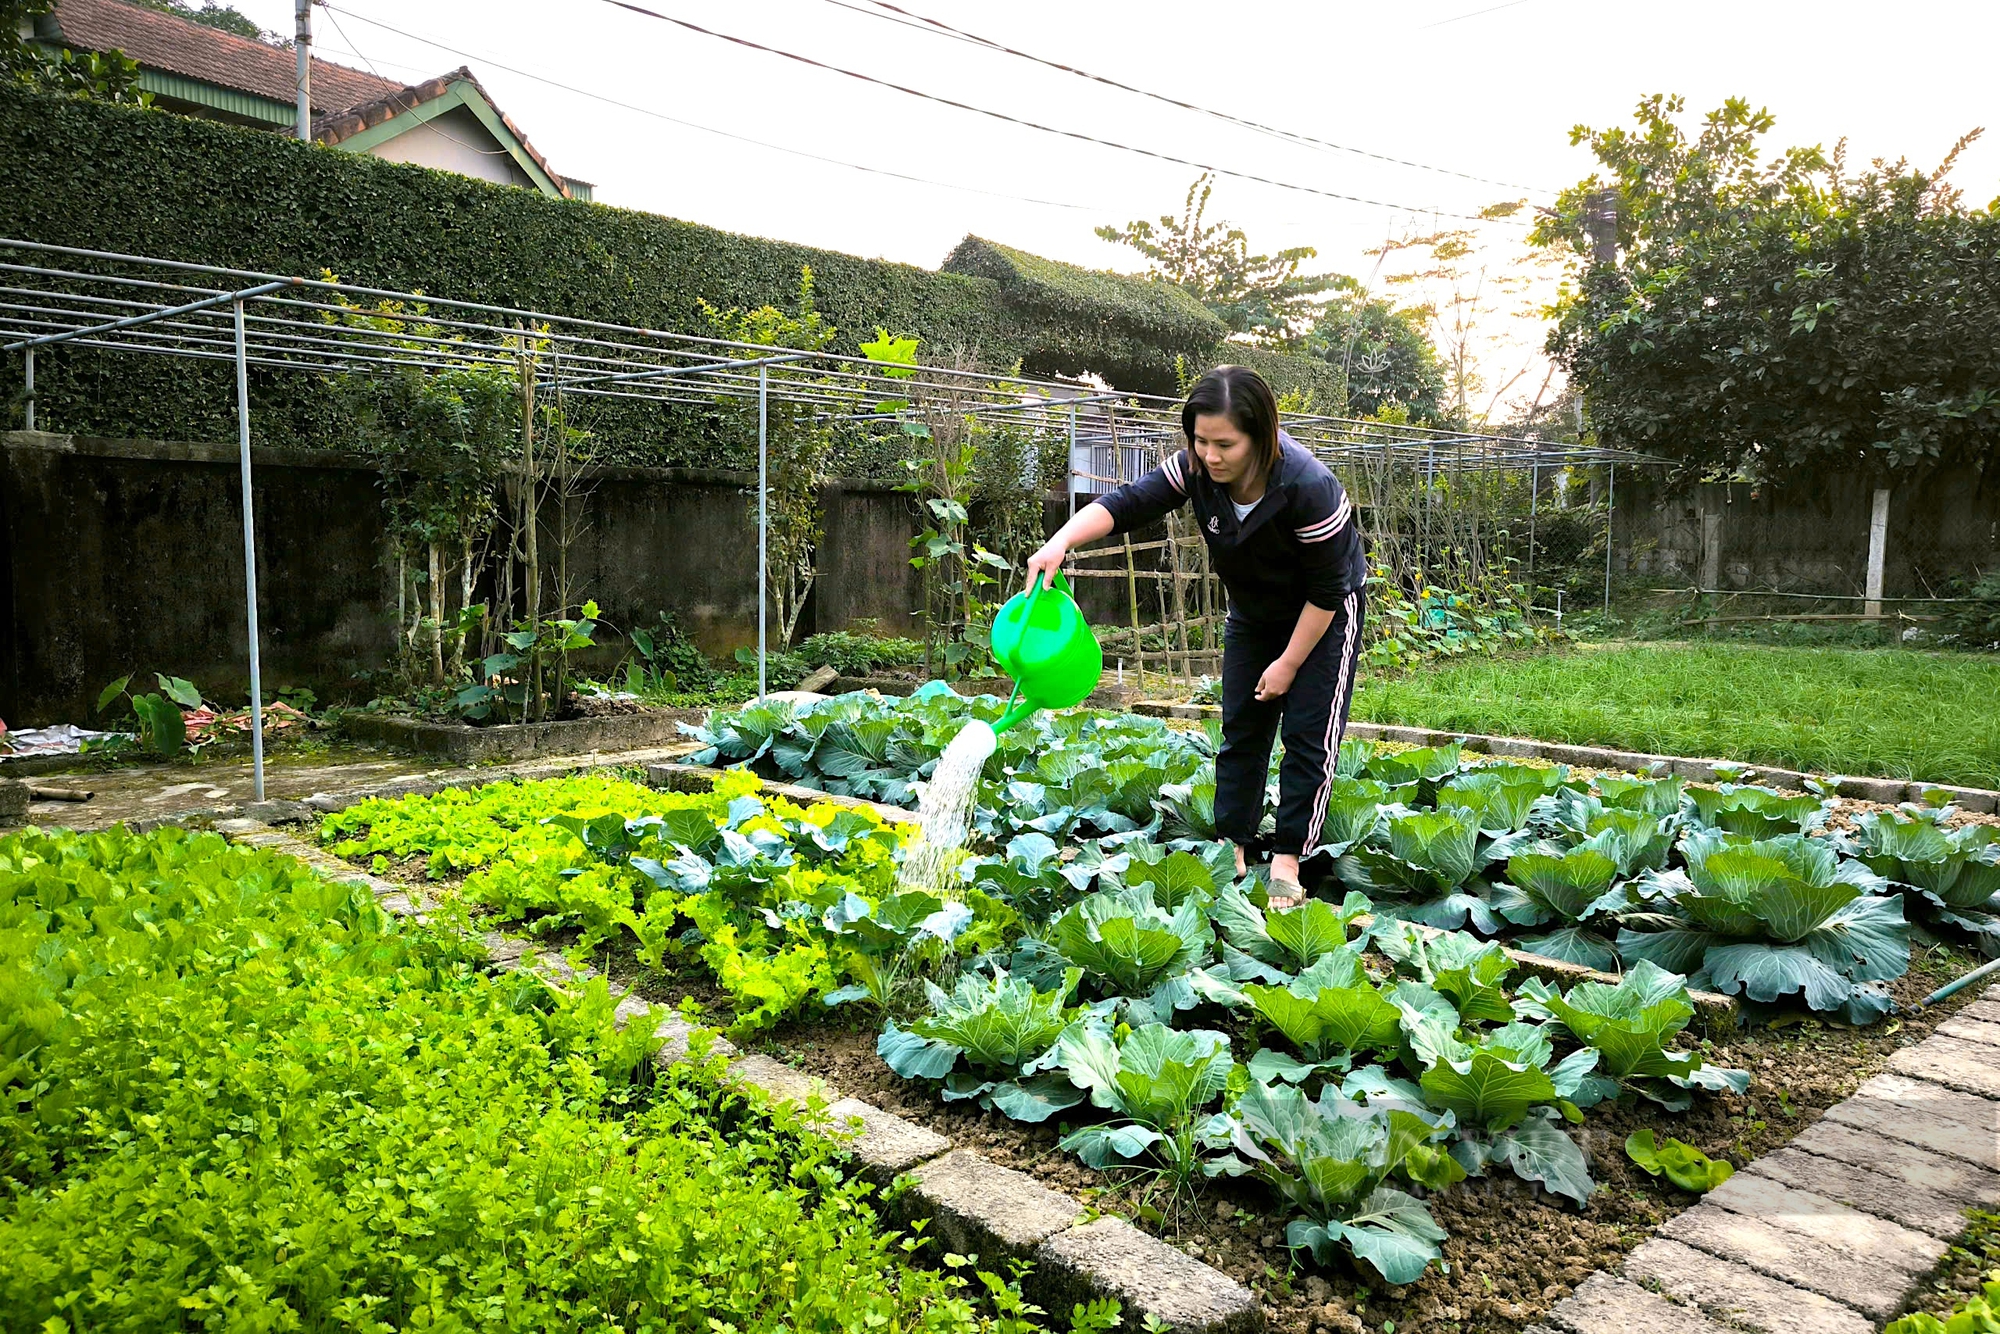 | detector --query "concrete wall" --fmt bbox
[0,432,926,726]
[1614,466,2000,596]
